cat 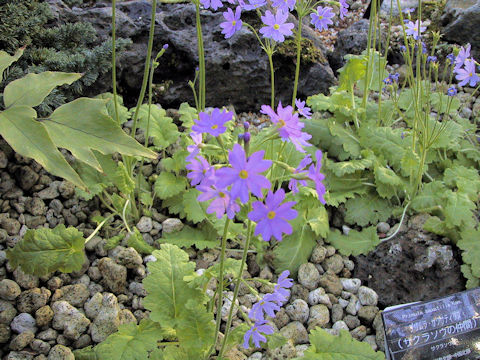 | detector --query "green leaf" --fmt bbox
[94,319,165,360]
[461,264,480,289]
[328,121,361,158]
[337,55,367,91]
[143,244,204,327]
[307,93,336,112]
[458,229,480,278]
[154,172,187,200]
[183,189,207,224]
[74,161,111,200]
[185,258,241,289]
[444,165,480,201]
[161,150,189,175]
[178,102,198,129]
[4,71,81,108]
[96,93,131,124]
[273,214,317,276]
[0,47,24,82]
[359,126,406,169]
[374,165,406,199]
[104,235,124,251]
[296,328,385,360]
[161,225,217,250]
[411,181,446,212]
[43,98,156,171]
[444,191,475,229]
[307,206,329,238]
[345,193,392,227]
[176,302,215,356]
[357,51,387,92]
[6,224,85,276]
[162,193,186,218]
[0,106,85,189]
[93,152,134,196]
[326,227,379,256]
[266,333,287,350]
[328,157,373,177]
[136,104,180,149]
[127,228,154,255]
[73,346,98,360]
[400,149,423,178]
[430,92,460,114]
